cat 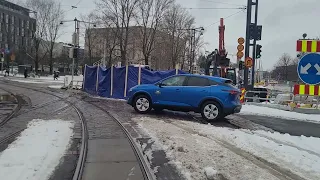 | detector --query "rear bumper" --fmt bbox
[224,105,242,115]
